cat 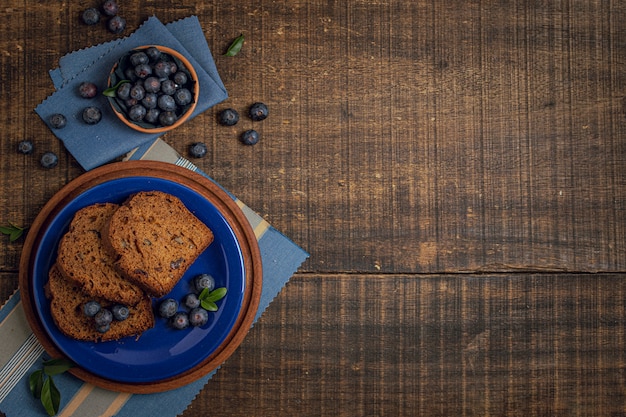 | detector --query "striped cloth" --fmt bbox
[0,139,309,416]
